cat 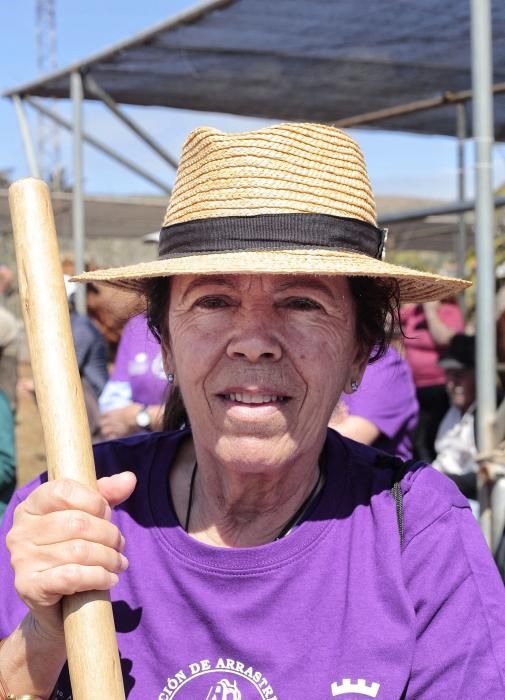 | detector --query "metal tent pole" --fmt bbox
[84,75,178,170]
[456,103,467,287]
[12,95,41,178]
[379,196,505,225]
[471,0,497,545]
[25,96,171,194]
[71,71,86,315]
